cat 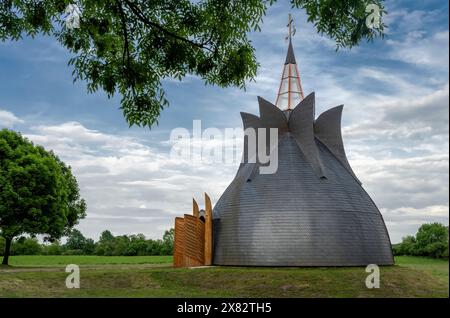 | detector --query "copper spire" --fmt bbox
[275,14,305,110]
